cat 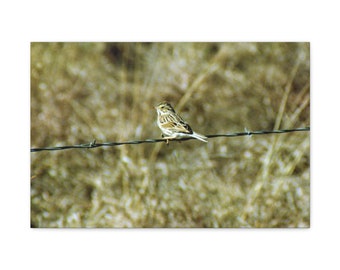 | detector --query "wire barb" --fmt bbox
[244,127,252,137]
[30,127,310,152]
